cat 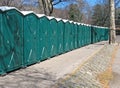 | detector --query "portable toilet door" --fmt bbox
[78,24,83,47]
[49,18,58,57]
[63,20,71,52]
[86,25,90,45]
[23,13,39,66]
[69,22,74,50]
[83,25,87,46]
[77,24,80,48]
[74,23,78,49]
[38,16,50,61]
[0,9,3,75]
[105,28,109,41]
[88,25,92,45]
[91,26,95,43]
[0,8,24,75]
[57,20,64,55]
